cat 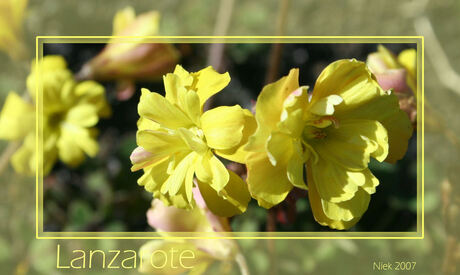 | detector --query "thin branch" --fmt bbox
[0,142,20,175]
[203,0,235,111]
[265,0,290,84]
